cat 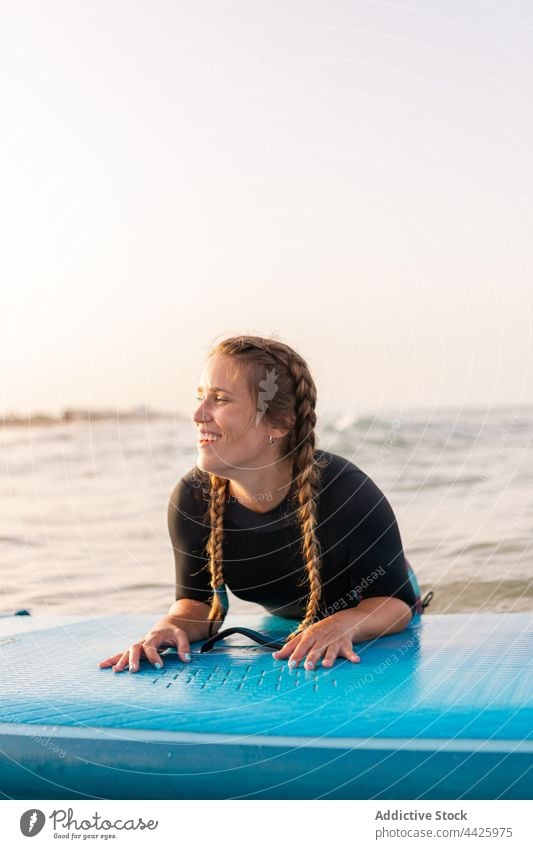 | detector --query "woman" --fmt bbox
[99,334,424,674]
